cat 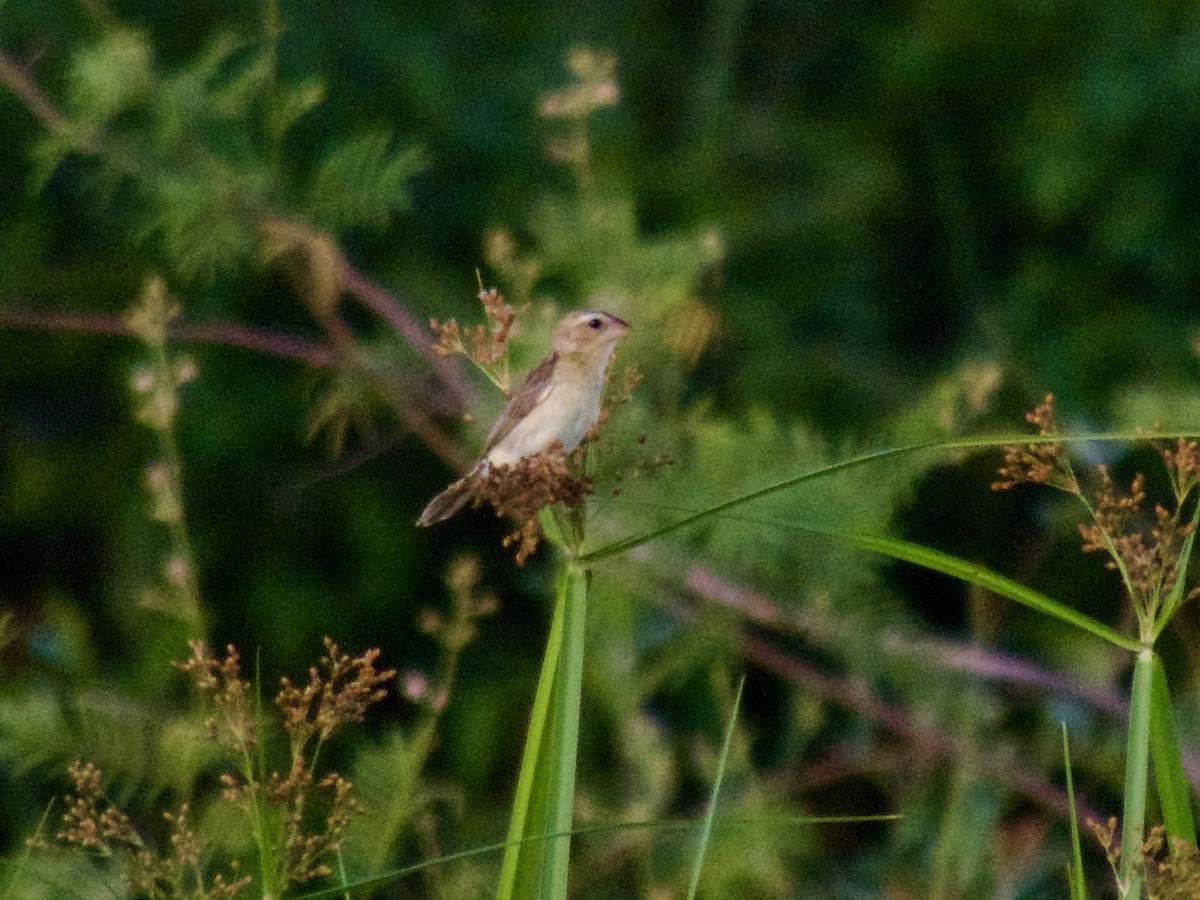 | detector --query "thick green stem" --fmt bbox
[547,564,588,884]
[496,562,590,900]
[1120,648,1154,899]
